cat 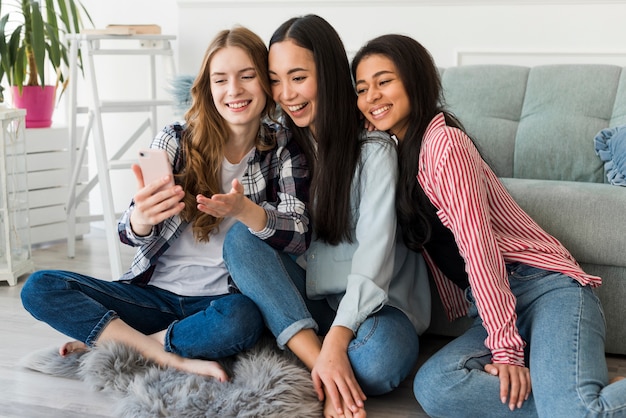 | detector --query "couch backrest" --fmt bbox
[441,64,626,183]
